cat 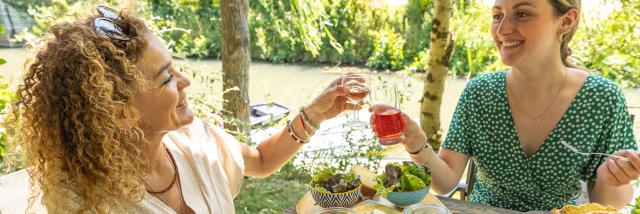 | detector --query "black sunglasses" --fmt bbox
[94,6,130,47]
